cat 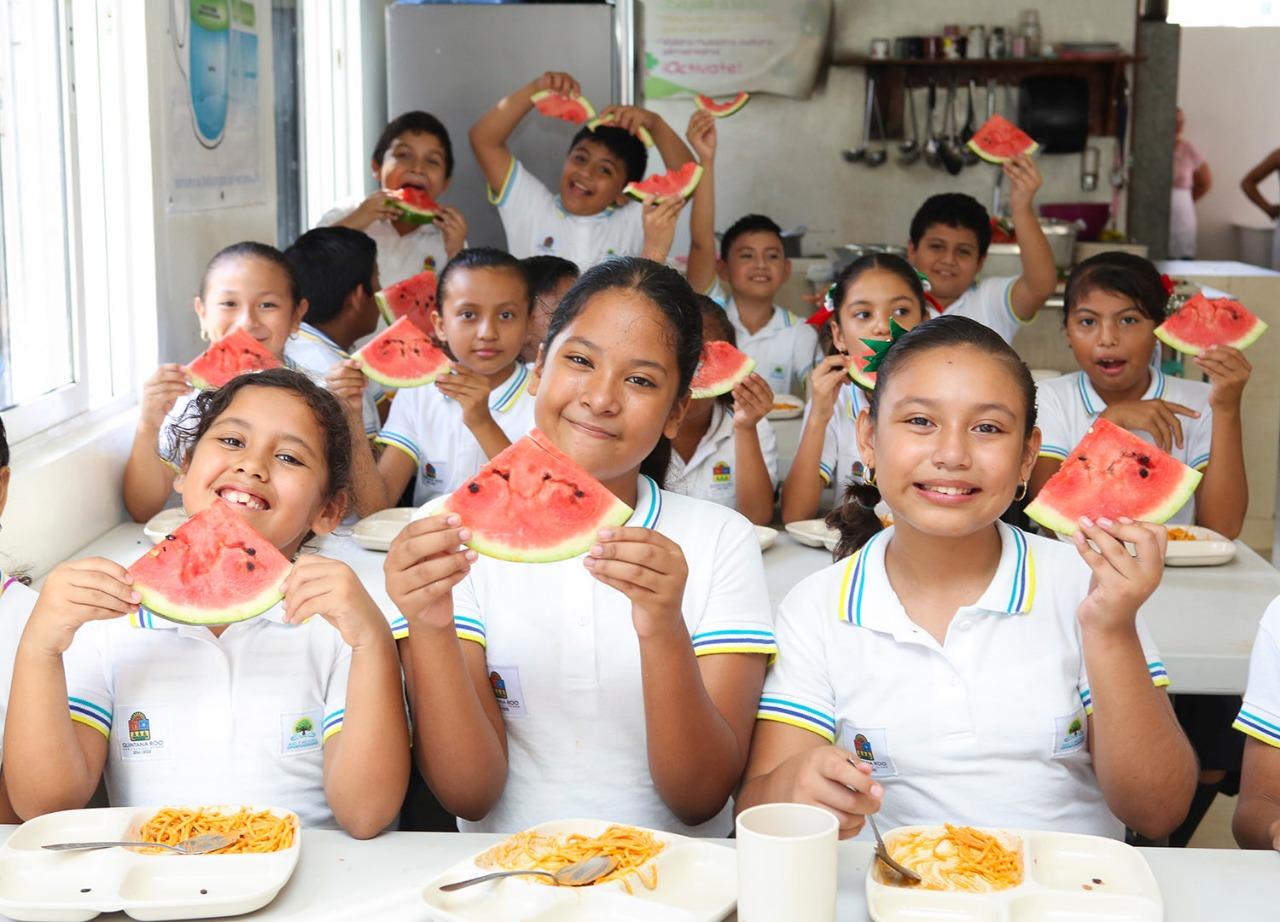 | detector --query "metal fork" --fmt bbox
[867,814,921,883]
